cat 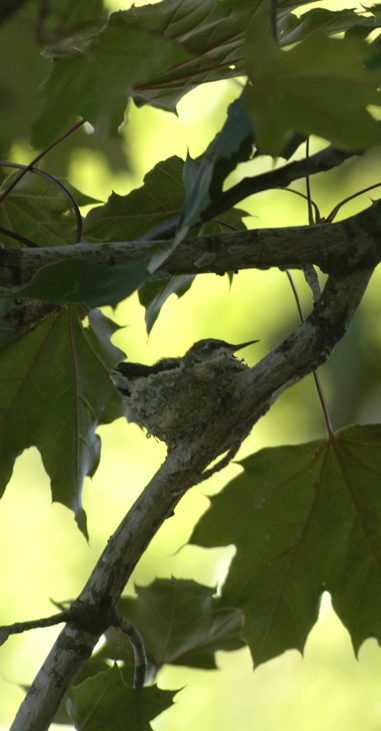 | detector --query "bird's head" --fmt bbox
[185,338,259,362]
